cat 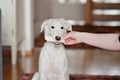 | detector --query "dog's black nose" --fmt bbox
[55,36,61,41]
